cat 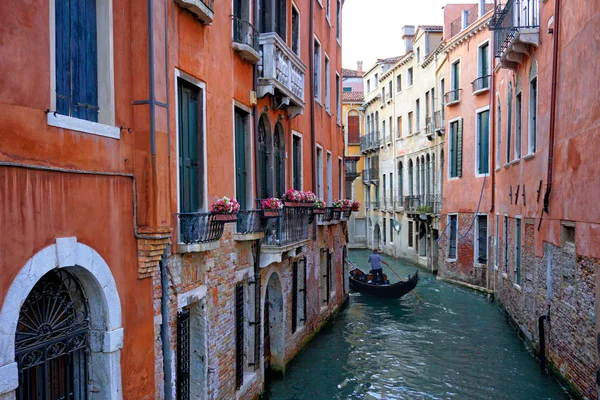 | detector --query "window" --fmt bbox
[408,220,414,247]
[327,152,332,204]
[476,215,488,263]
[314,39,321,102]
[292,5,300,55]
[503,215,509,272]
[515,92,522,159]
[235,284,244,389]
[178,78,205,213]
[51,0,116,134]
[515,218,522,284]
[383,174,387,207]
[374,73,379,87]
[325,55,330,112]
[381,87,386,103]
[292,133,302,190]
[398,161,404,201]
[383,218,387,243]
[449,119,463,178]
[451,61,460,91]
[496,98,502,168]
[396,74,402,92]
[529,77,537,154]
[338,158,343,199]
[476,109,490,175]
[320,250,331,305]
[415,99,420,131]
[390,217,394,243]
[416,47,420,63]
[292,259,307,332]
[343,86,352,92]
[235,108,250,209]
[478,42,489,78]
[273,123,285,197]
[317,147,323,198]
[408,160,413,195]
[382,120,386,138]
[388,81,393,98]
[507,83,513,164]
[407,68,413,86]
[448,215,458,259]
[408,112,413,134]
[397,116,402,138]
[326,0,330,22]
[389,116,392,138]
[347,113,360,144]
[336,0,341,40]
[425,91,431,121]
[274,0,287,40]
[366,79,371,93]
[336,73,341,122]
